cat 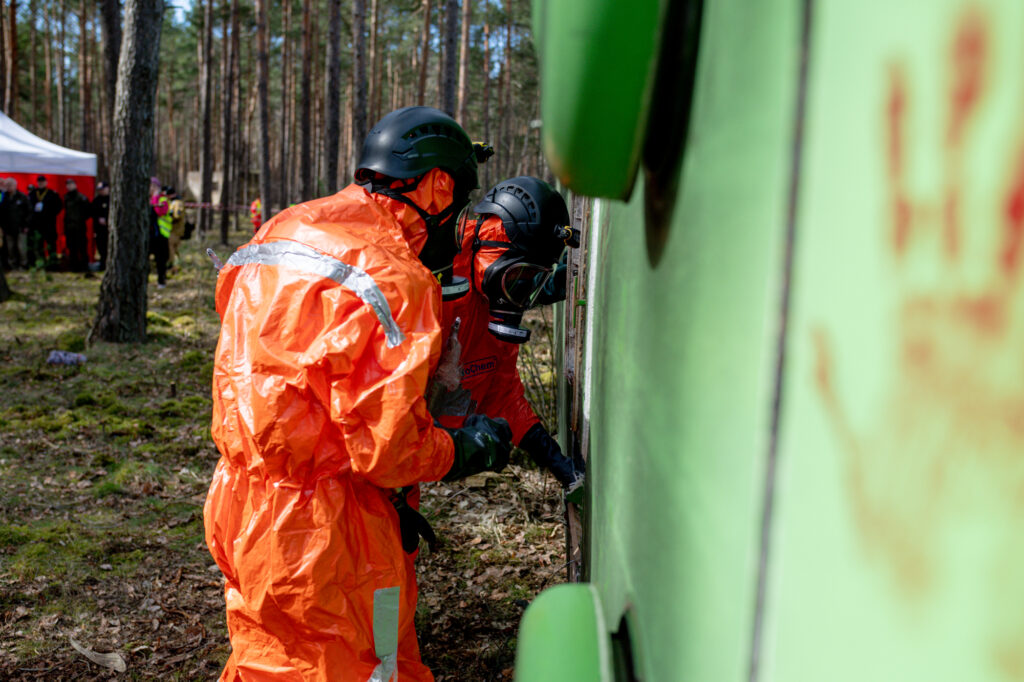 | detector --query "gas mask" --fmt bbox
[461,213,573,344]
[480,252,559,343]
